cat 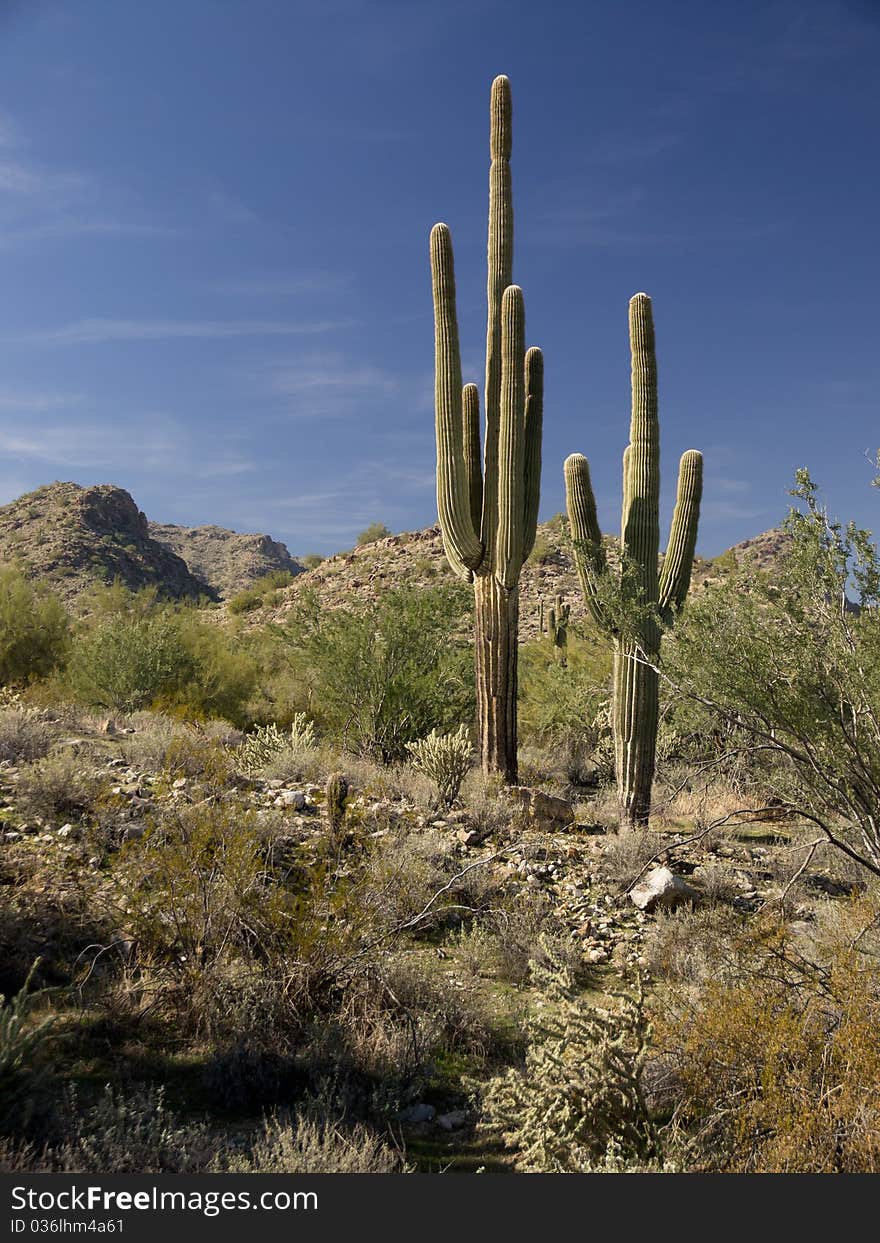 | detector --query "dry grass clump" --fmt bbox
[220,1112,407,1173]
[0,708,57,765]
[14,750,107,822]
